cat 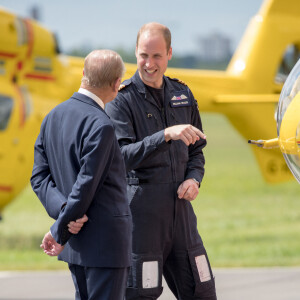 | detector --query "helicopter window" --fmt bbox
[15,18,28,46]
[0,96,13,130]
[20,86,32,120]
[275,44,300,84]
[53,33,61,54]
